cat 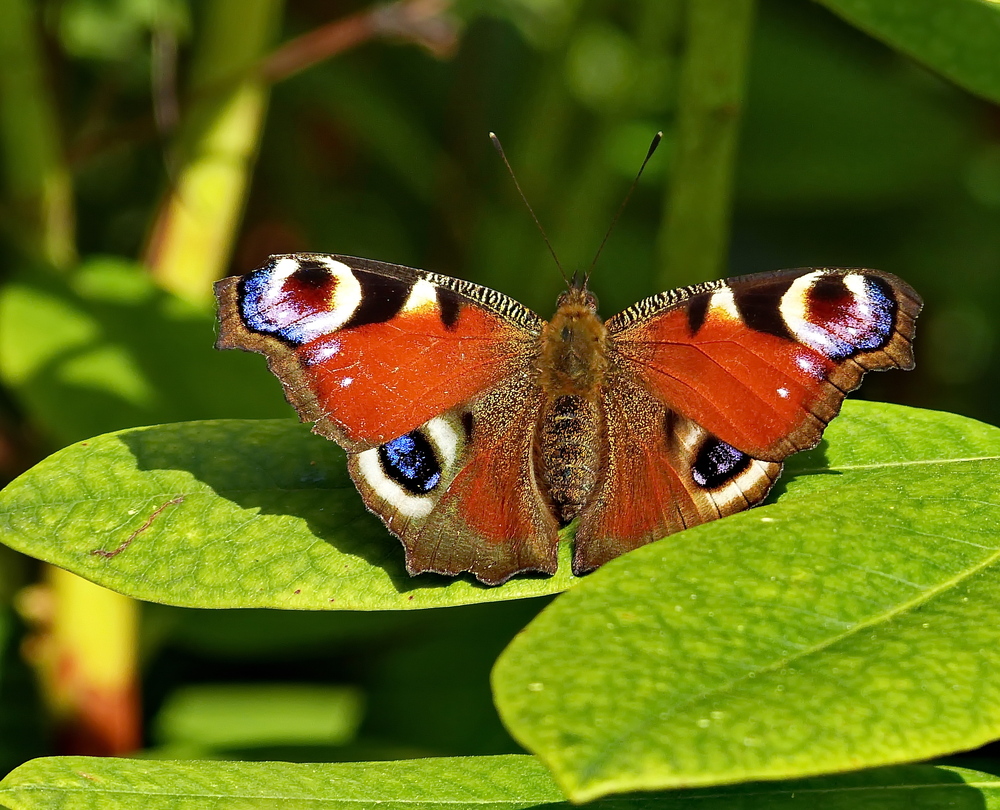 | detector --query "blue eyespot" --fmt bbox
[851,277,893,352]
[378,431,442,495]
[693,437,751,489]
[810,276,895,361]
